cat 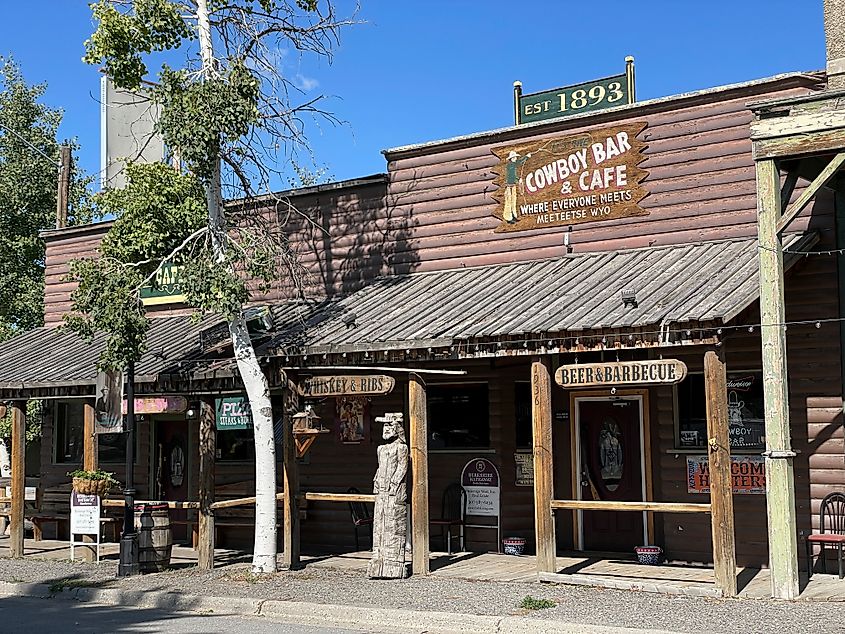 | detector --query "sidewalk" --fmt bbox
[1,546,845,633]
